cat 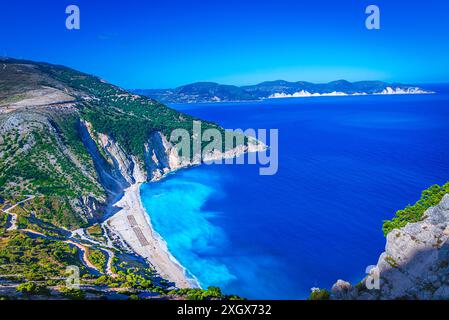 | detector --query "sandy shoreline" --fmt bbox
[103,141,266,289]
[106,183,198,288]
